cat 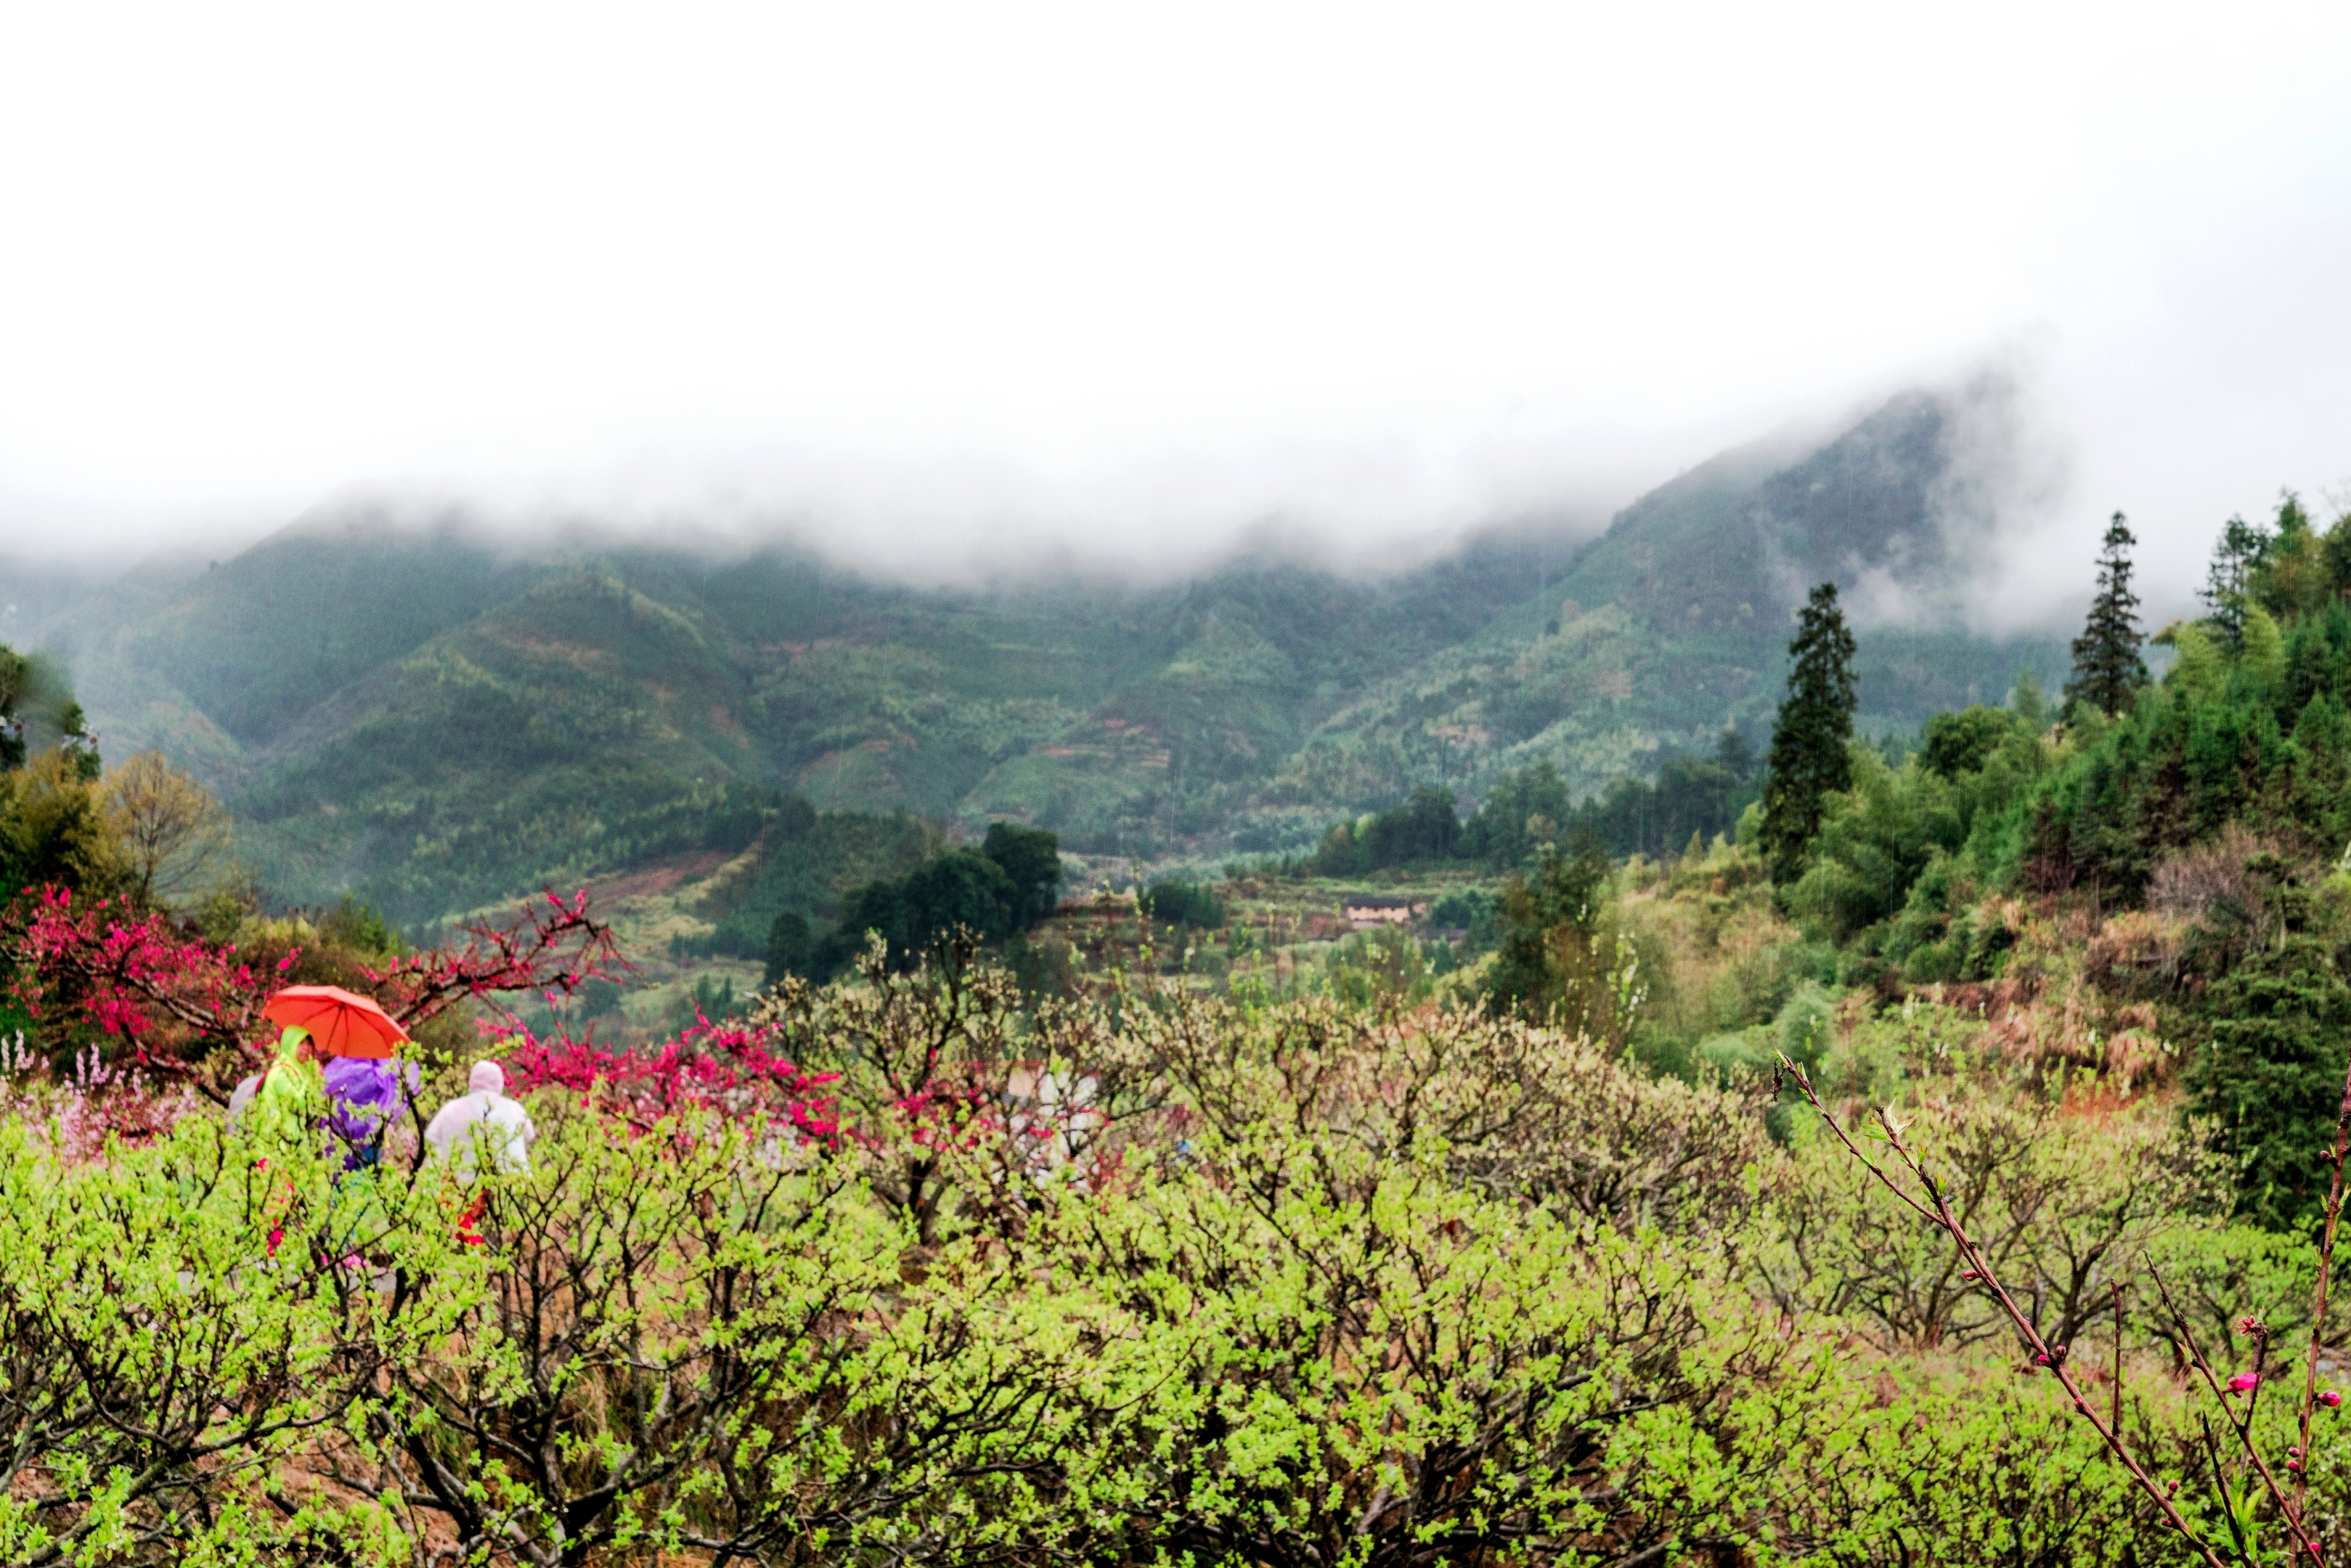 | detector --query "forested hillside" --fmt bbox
[16,447,2351,1566]
[5,385,2061,926]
